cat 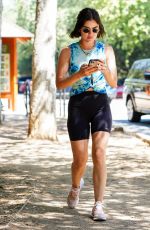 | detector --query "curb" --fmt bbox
[112,124,150,146]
